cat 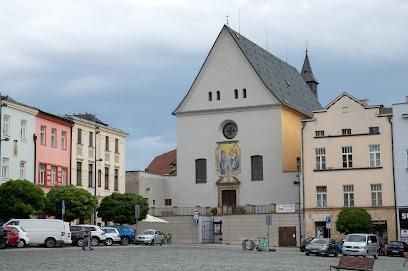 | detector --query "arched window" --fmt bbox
[216,91,220,100]
[195,159,207,183]
[234,89,238,99]
[208,92,212,101]
[251,155,263,181]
